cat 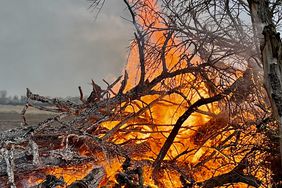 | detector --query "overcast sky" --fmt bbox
[0,0,132,97]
